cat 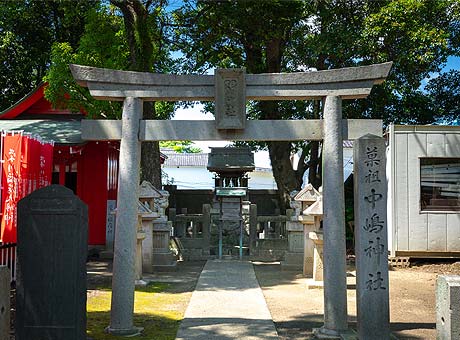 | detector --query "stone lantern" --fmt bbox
[303,188,324,287]
[106,199,157,284]
[282,184,321,274]
[139,181,162,273]
[139,180,163,210]
[139,181,177,272]
[135,200,157,283]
